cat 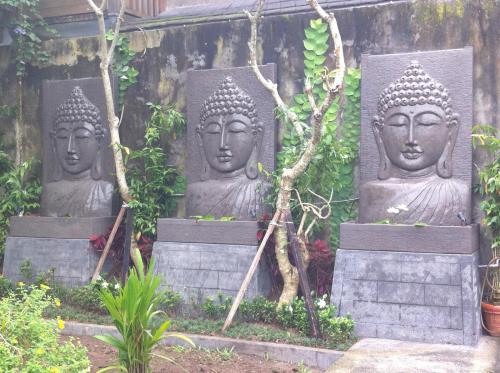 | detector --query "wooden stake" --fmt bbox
[284,209,321,338]
[222,209,281,332]
[91,205,126,282]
